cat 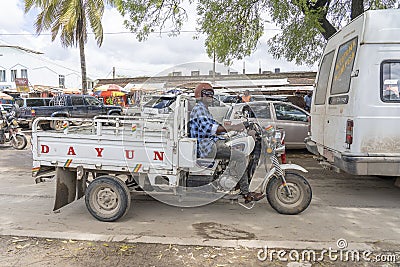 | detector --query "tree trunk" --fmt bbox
[79,37,87,95]
[318,16,337,40]
[303,0,337,40]
[351,0,364,20]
